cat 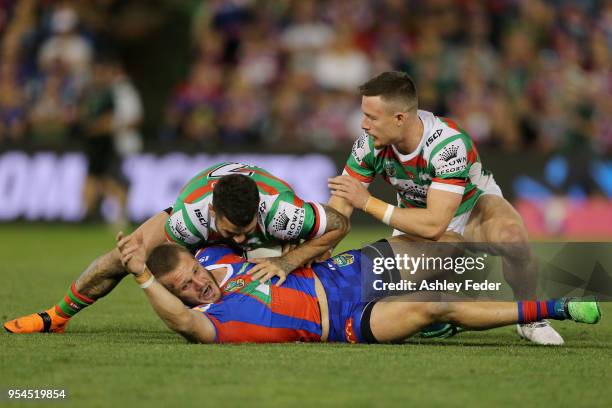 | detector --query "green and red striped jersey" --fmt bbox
[344,110,490,217]
[165,162,327,250]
